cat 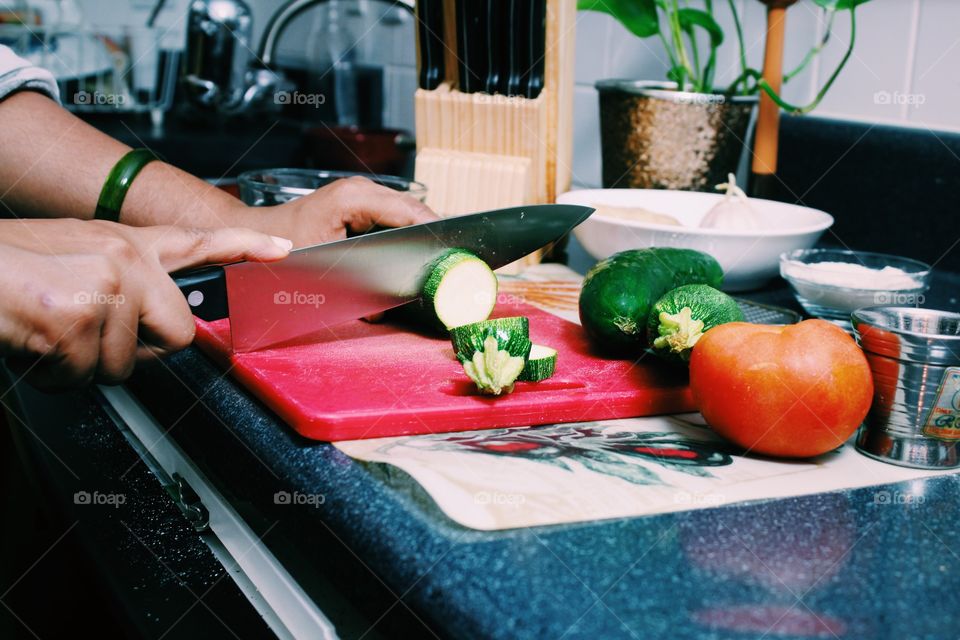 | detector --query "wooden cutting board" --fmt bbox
[193,302,694,441]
